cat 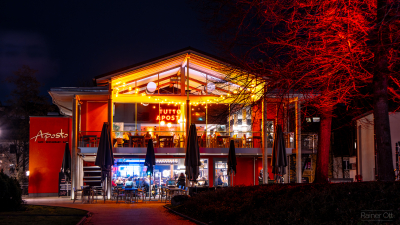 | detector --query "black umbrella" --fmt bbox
[271,124,287,183]
[144,139,156,199]
[227,140,237,176]
[61,142,71,181]
[185,124,201,182]
[144,139,156,175]
[95,122,114,182]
